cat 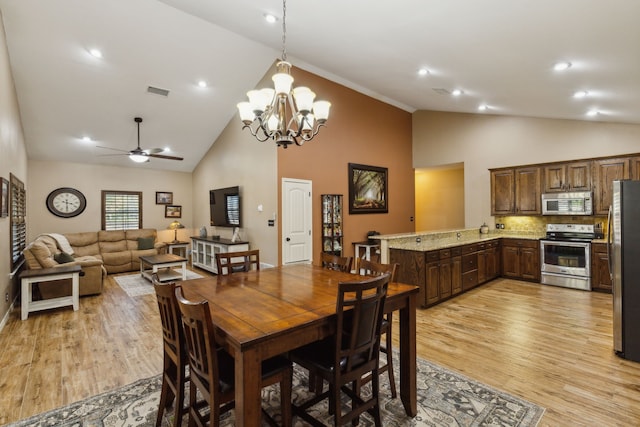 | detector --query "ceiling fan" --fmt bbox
[97,117,183,163]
